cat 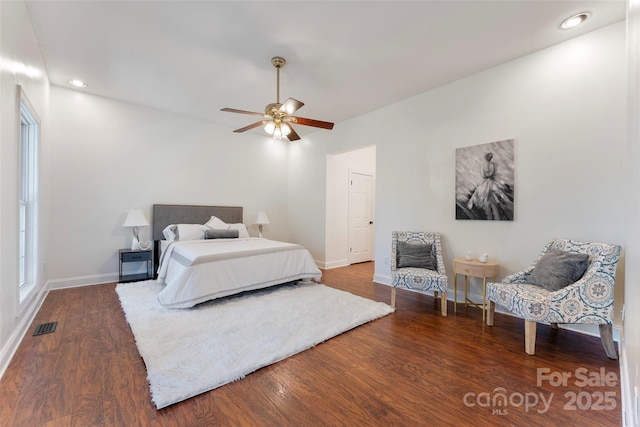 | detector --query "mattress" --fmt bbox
[156,238,322,308]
